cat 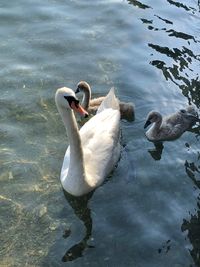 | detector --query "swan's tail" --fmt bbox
[97,87,119,113]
